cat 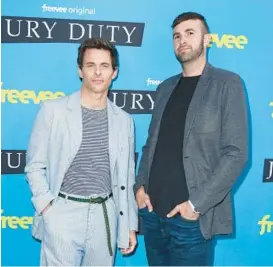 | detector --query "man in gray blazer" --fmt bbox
[25,38,138,266]
[135,12,248,266]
